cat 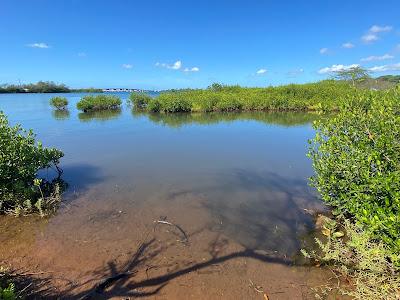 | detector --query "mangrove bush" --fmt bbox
[129,92,152,109]
[76,95,122,112]
[49,96,68,110]
[145,80,367,113]
[309,88,400,253]
[0,112,64,215]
